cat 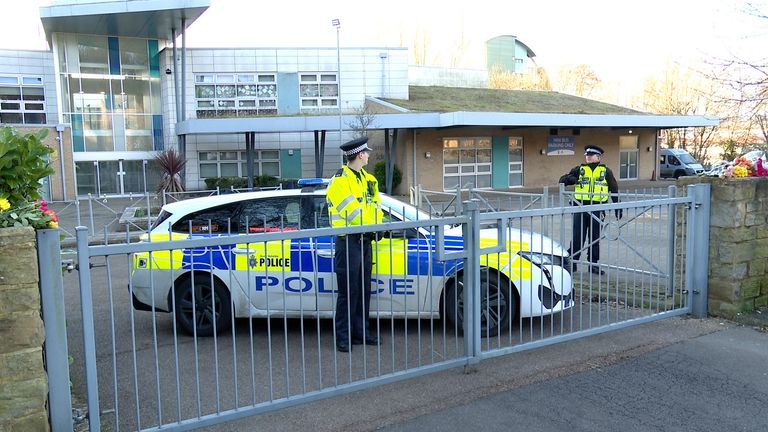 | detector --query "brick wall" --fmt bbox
[0,226,49,431]
[680,176,768,316]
